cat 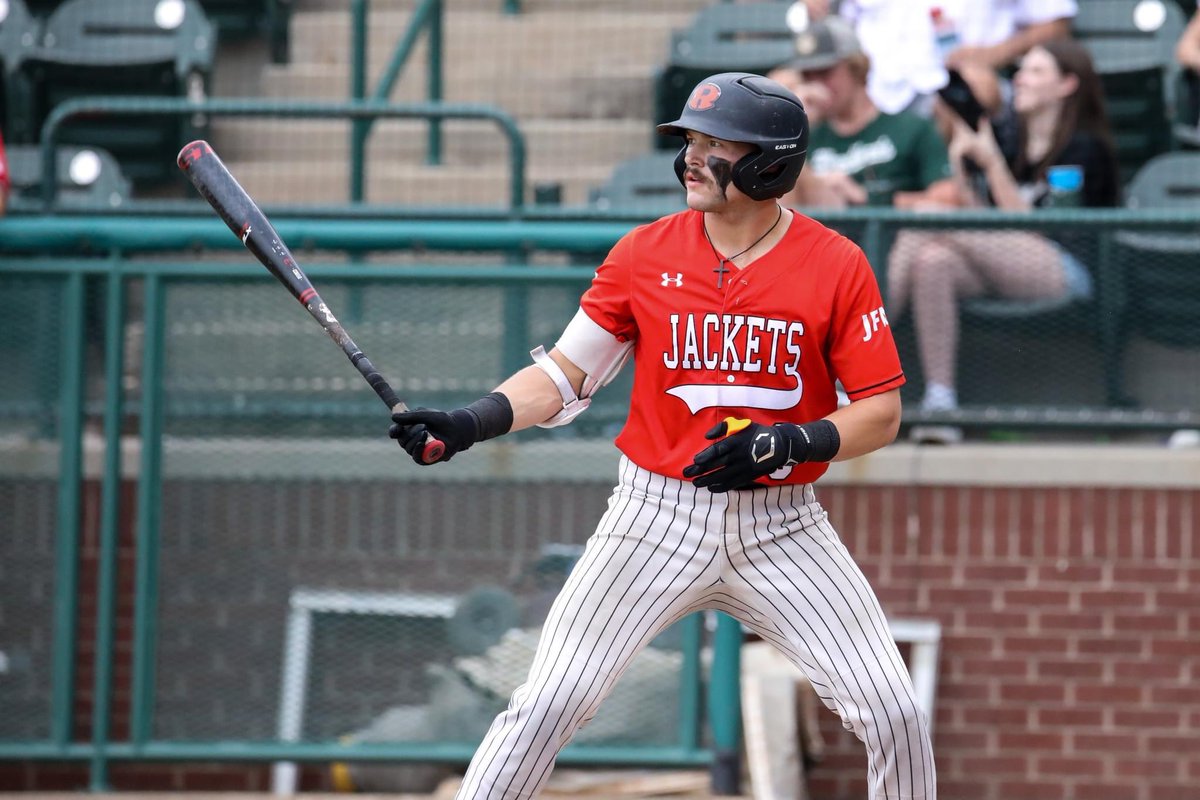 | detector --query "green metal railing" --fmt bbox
[0,256,724,790]
[350,0,445,200]
[7,208,1200,429]
[3,208,1200,790]
[38,97,526,212]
